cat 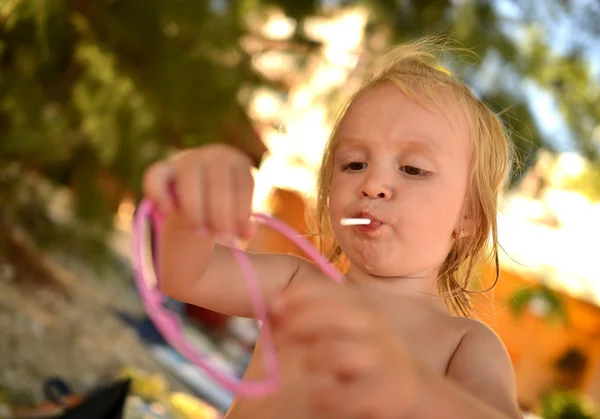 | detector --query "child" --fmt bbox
[143,37,523,418]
